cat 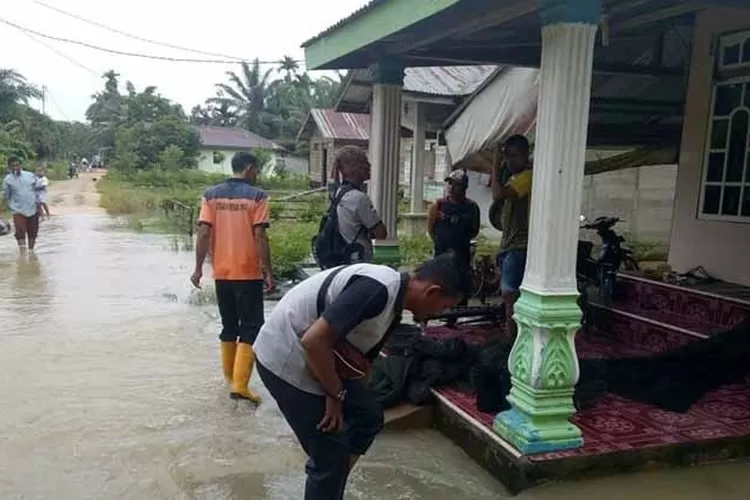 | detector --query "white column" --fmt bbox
[522,22,598,297]
[410,102,426,213]
[368,83,402,242]
[494,19,598,455]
